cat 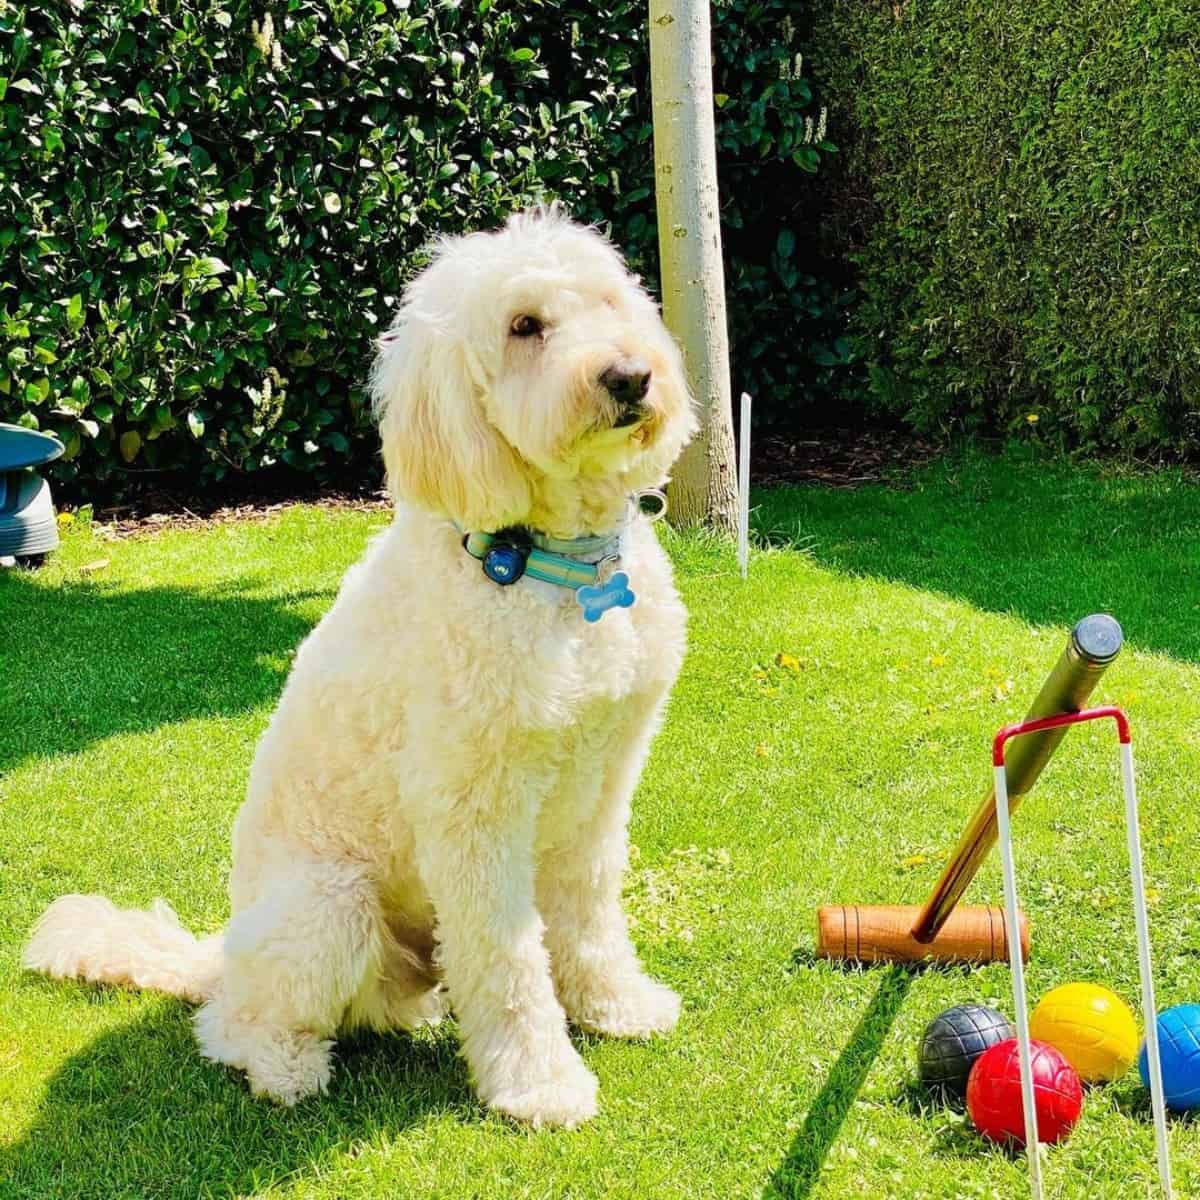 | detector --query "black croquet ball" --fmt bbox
[918,1004,1015,1099]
